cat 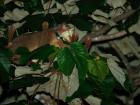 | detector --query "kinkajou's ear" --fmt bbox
[42,21,49,30]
